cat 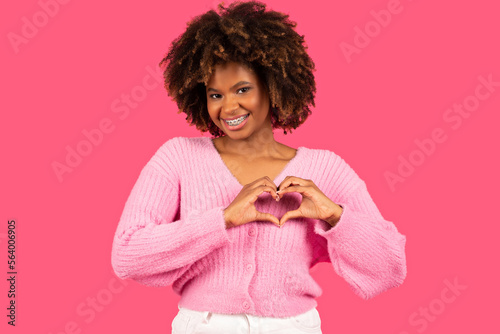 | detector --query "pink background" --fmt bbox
[2,0,499,333]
